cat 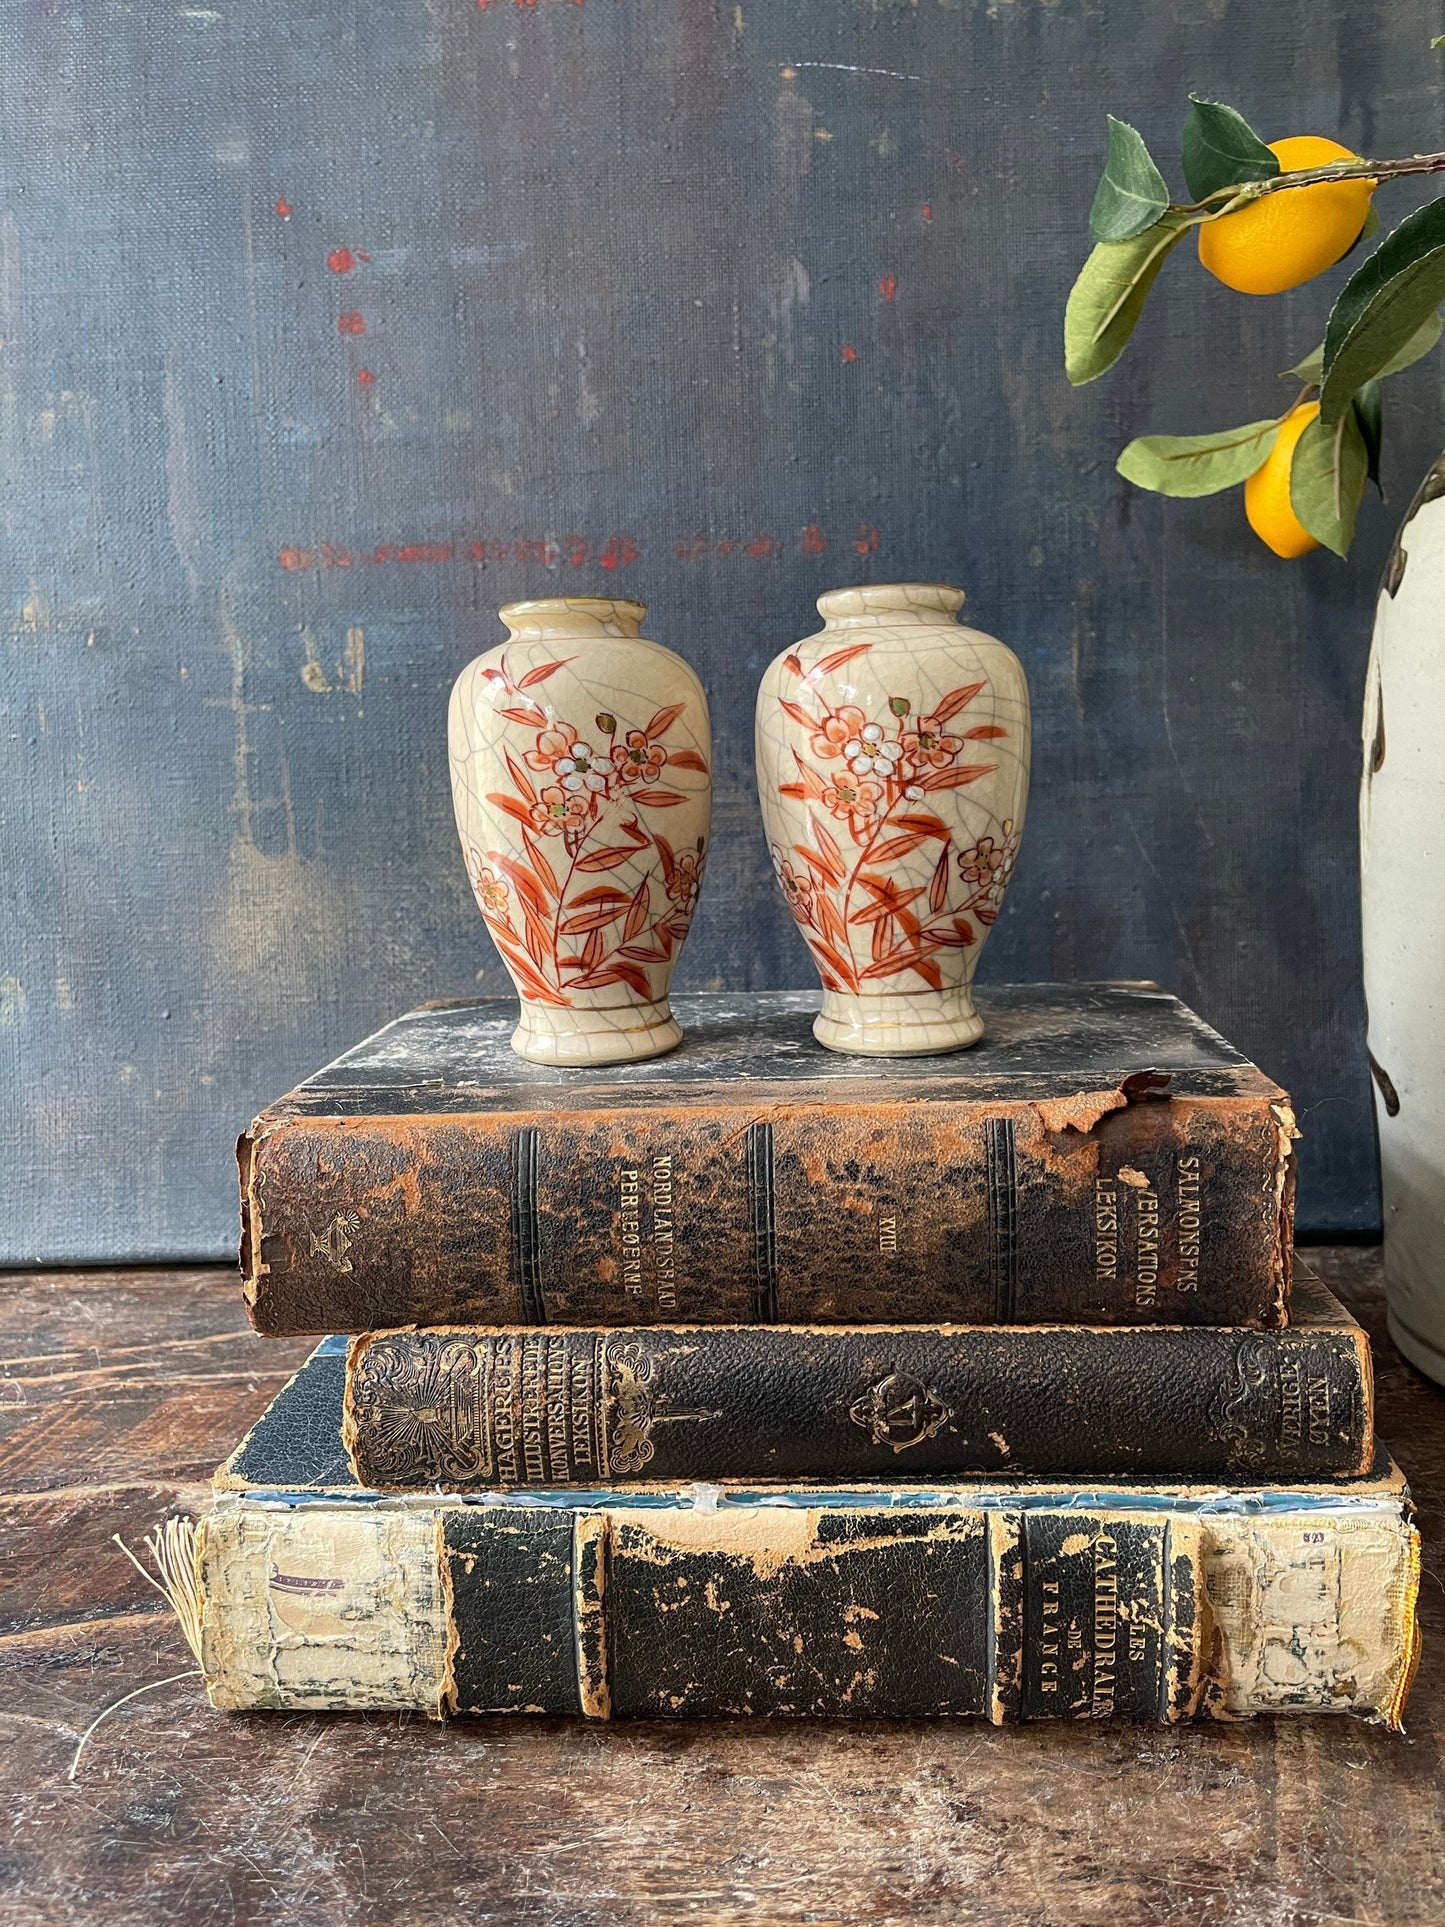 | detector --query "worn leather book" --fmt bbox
[198,1355,1419,1724]
[342,1267,1370,1488]
[240,983,1297,1335]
